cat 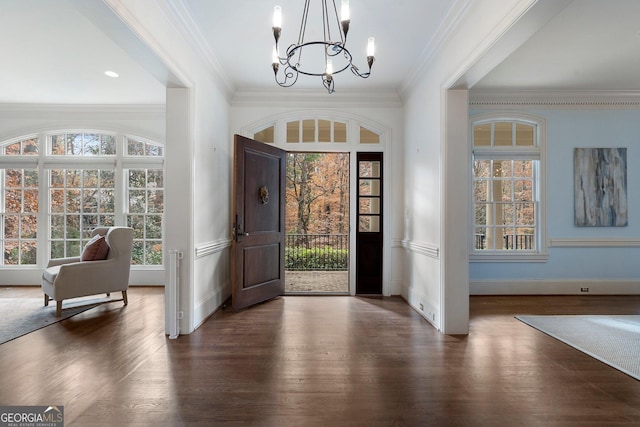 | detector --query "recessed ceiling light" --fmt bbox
[104,70,119,78]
